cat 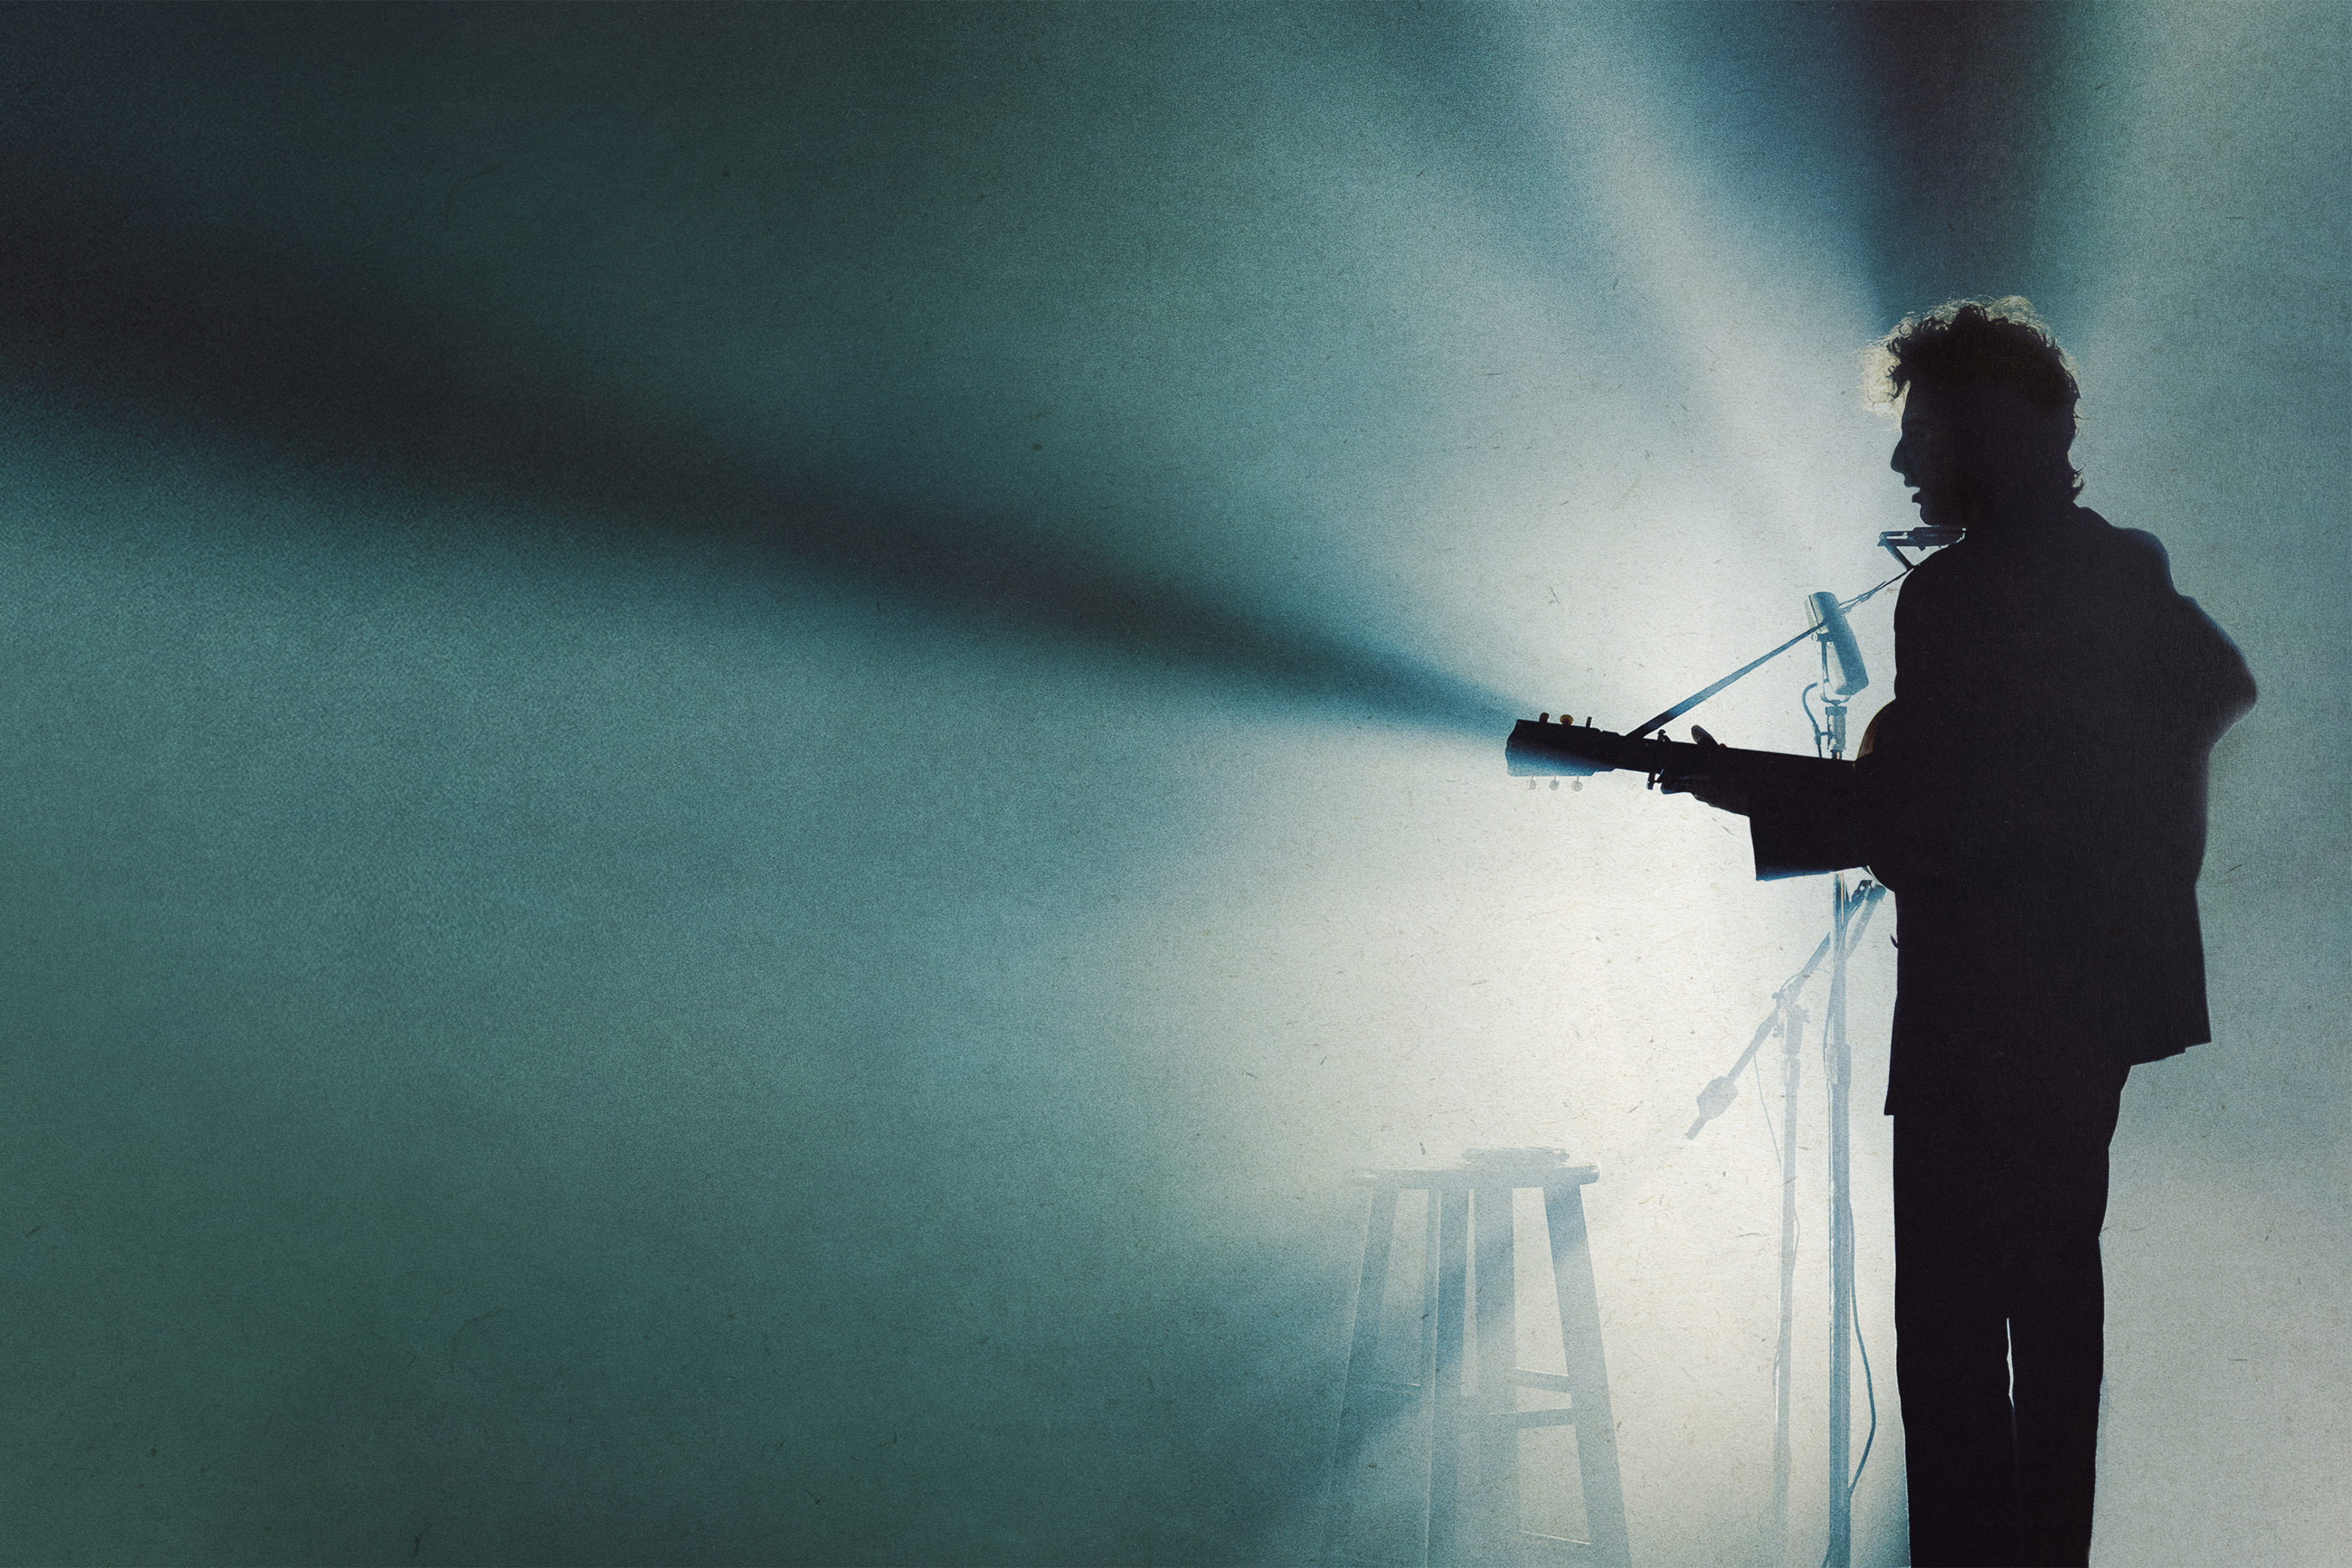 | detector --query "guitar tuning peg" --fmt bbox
[1538,713,1550,723]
